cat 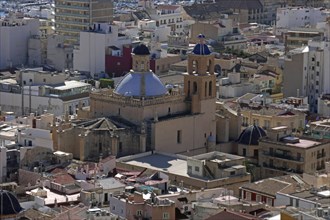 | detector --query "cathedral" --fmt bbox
[60,34,219,160]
